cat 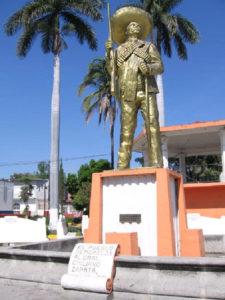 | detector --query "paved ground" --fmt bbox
[0,279,211,300]
[0,279,112,300]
